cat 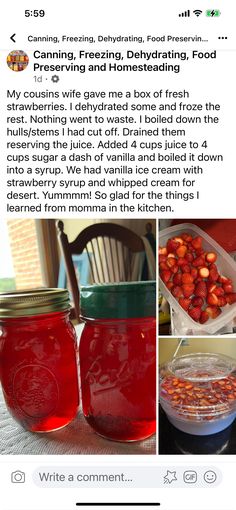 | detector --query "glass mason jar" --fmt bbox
[79,281,156,442]
[0,289,79,432]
